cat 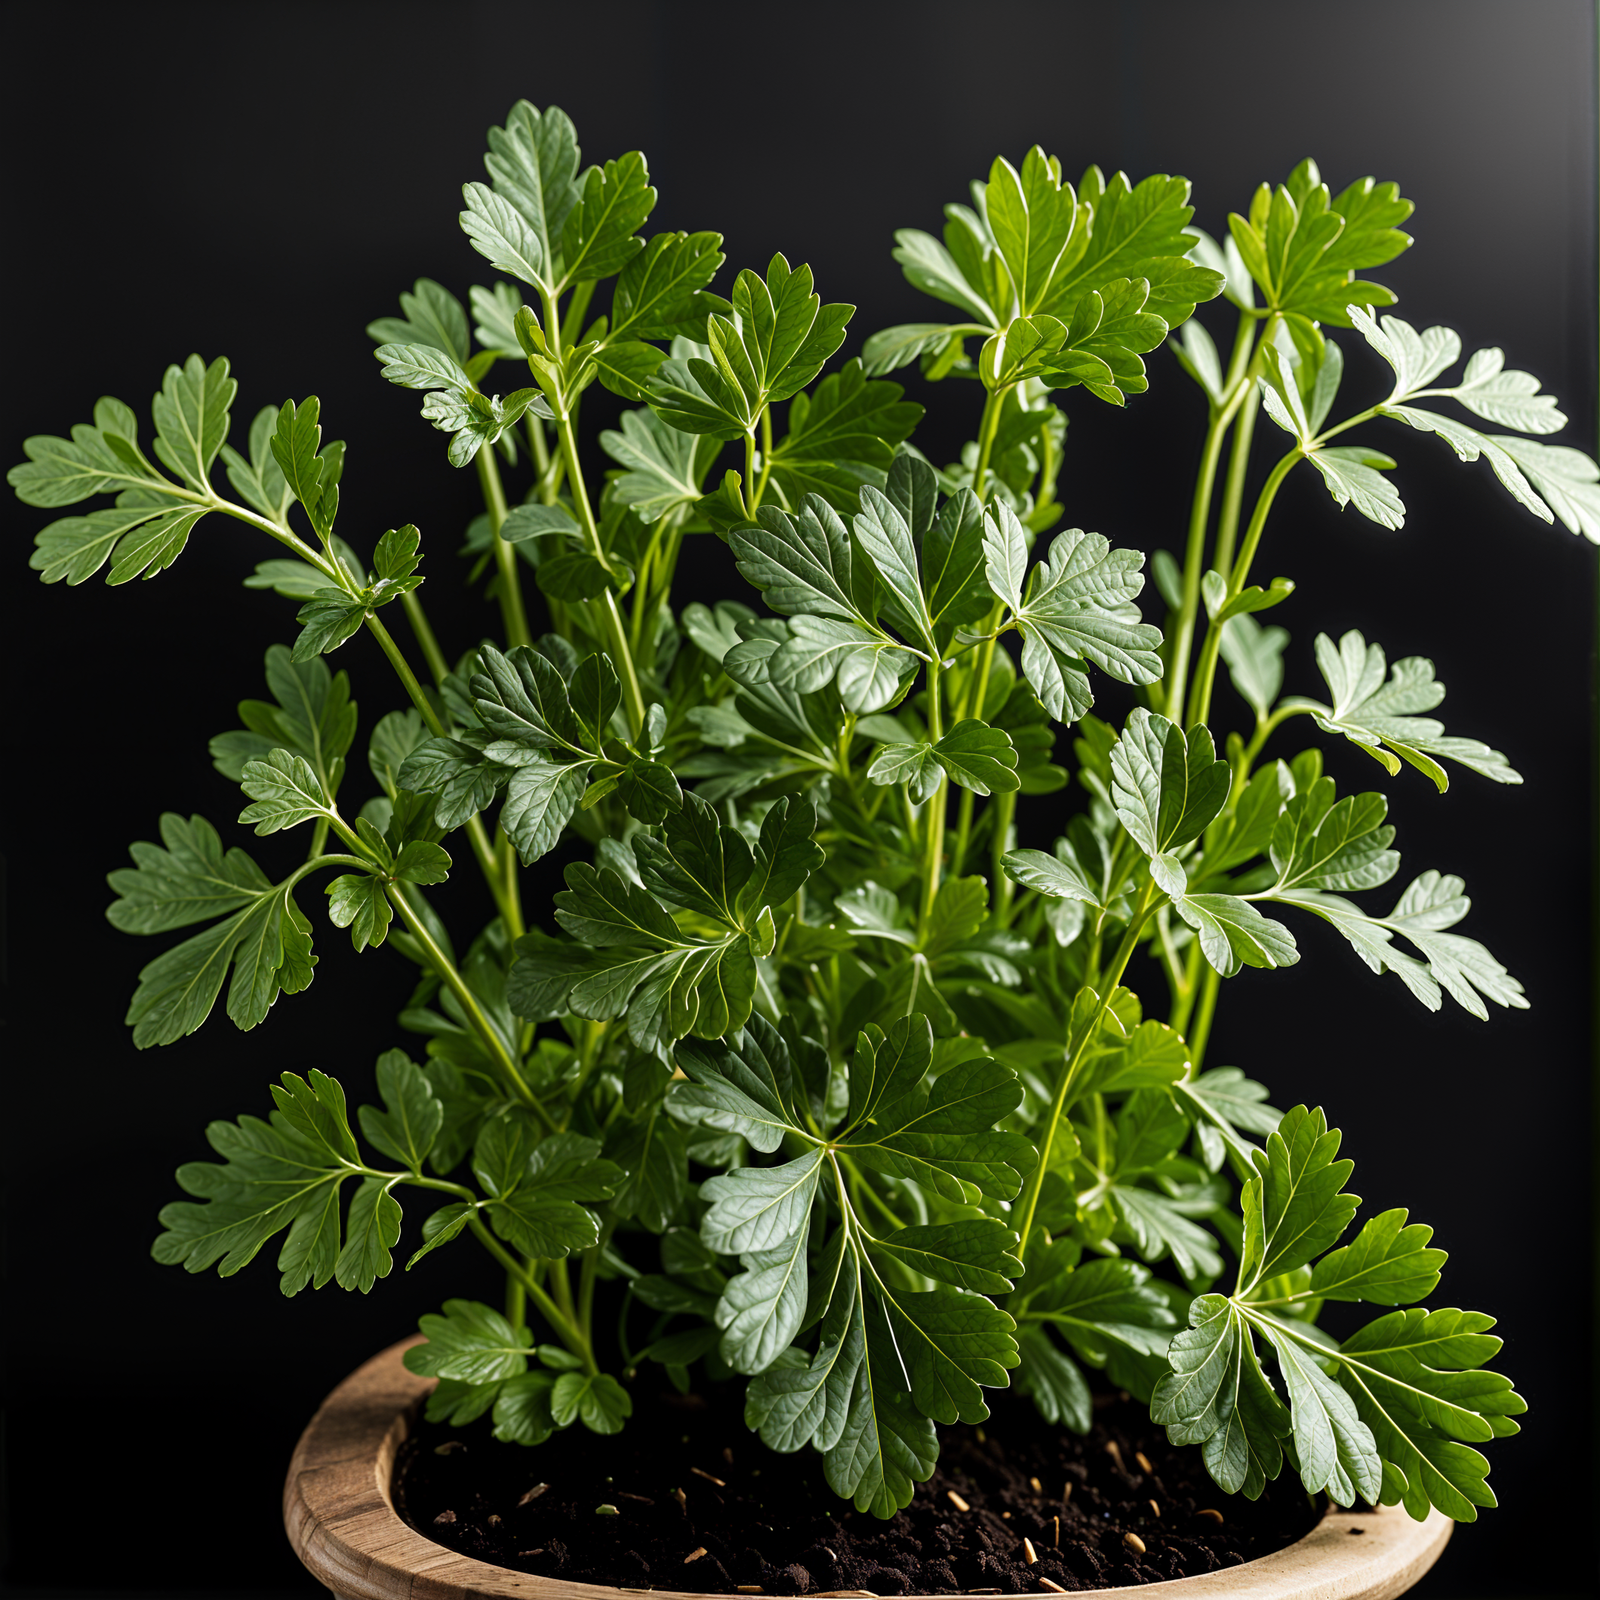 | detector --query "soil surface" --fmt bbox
[394,1381,1326,1593]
